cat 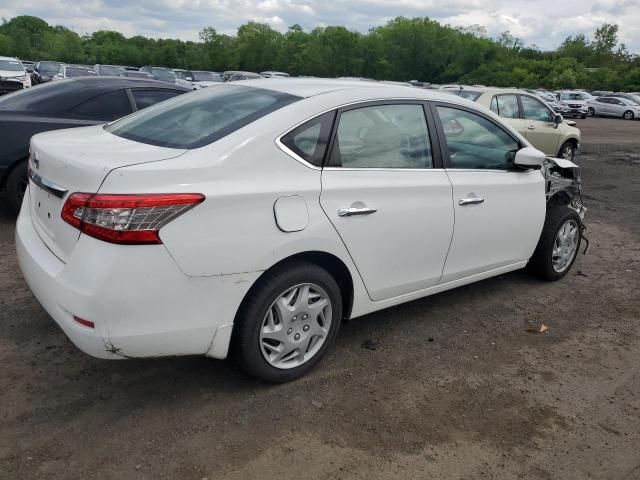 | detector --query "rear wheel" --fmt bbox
[232,261,342,383]
[5,160,28,214]
[558,141,576,161]
[623,110,634,120]
[528,205,582,281]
